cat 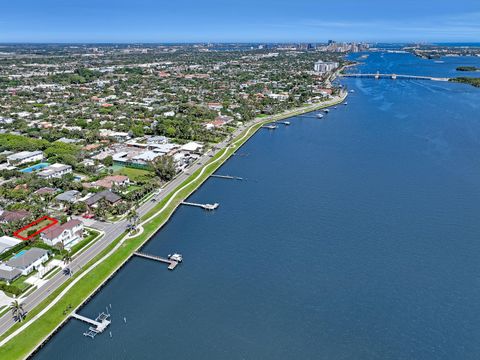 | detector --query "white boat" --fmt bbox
[316,113,324,119]
[350,89,355,93]
[168,253,183,262]
[343,102,348,106]
[323,109,330,113]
